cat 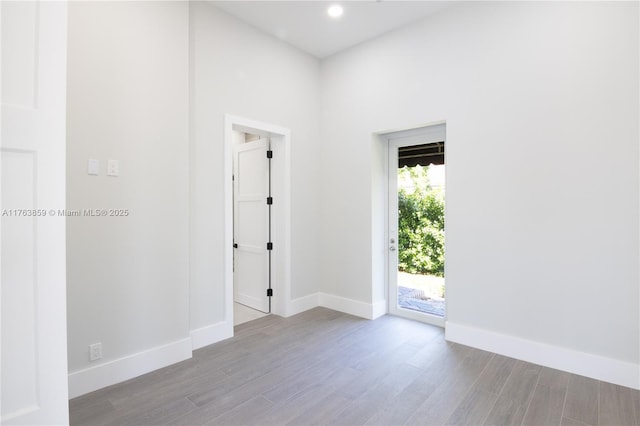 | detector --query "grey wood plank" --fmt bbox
[110,397,197,426]
[208,395,274,426]
[92,368,184,410]
[521,384,566,426]
[406,335,469,371]
[337,344,421,399]
[563,374,599,426]
[109,362,229,411]
[330,393,389,426]
[184,363,281,408]
[69,387,119,412]
[598,382,637,426]
[190,354,322,413]
[363,382,434,426]
[521,367,569,426]
[262,384,330,426]
[68,398,116,426]
[364,341,474,426]
[185,317,379,409]
[498,361,543,406]
[328,362,423,426]
[261,367,361,426]
[263,316,398,402]
[370,361,423,397]
[219,312,377,383]
[634,389,640,426]
[261,362,337,404]
[474,354,517,394]
[404,321,444,349]
[174,380,278,426]
[69,308,626,426]
[445,353,516,425]
[484,397,530,426]
[562,417,594,426]
[537,366,571,389]
[99,370,226,425]
[404,348,495,426]
[284,390,352,426]
[232,312,284,333]
[180,352,359,424]
[447,388,498,426]
[188,328,330,406]
[483,360,541,426]
[230,316,325,355]
[71,365,204,425]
